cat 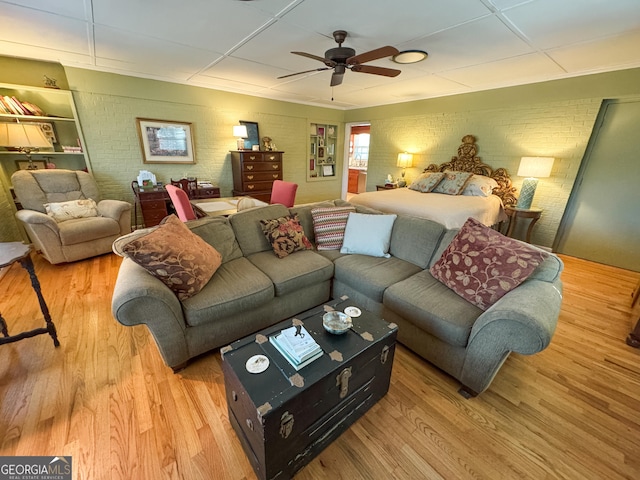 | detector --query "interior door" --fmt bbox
[554,98,640,272]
